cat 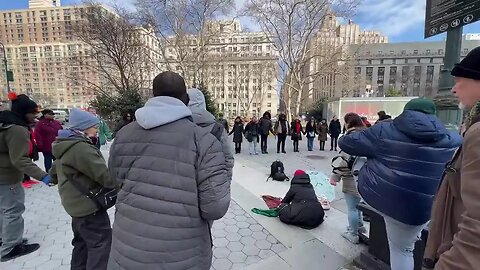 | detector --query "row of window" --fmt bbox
[367,48,470,56]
